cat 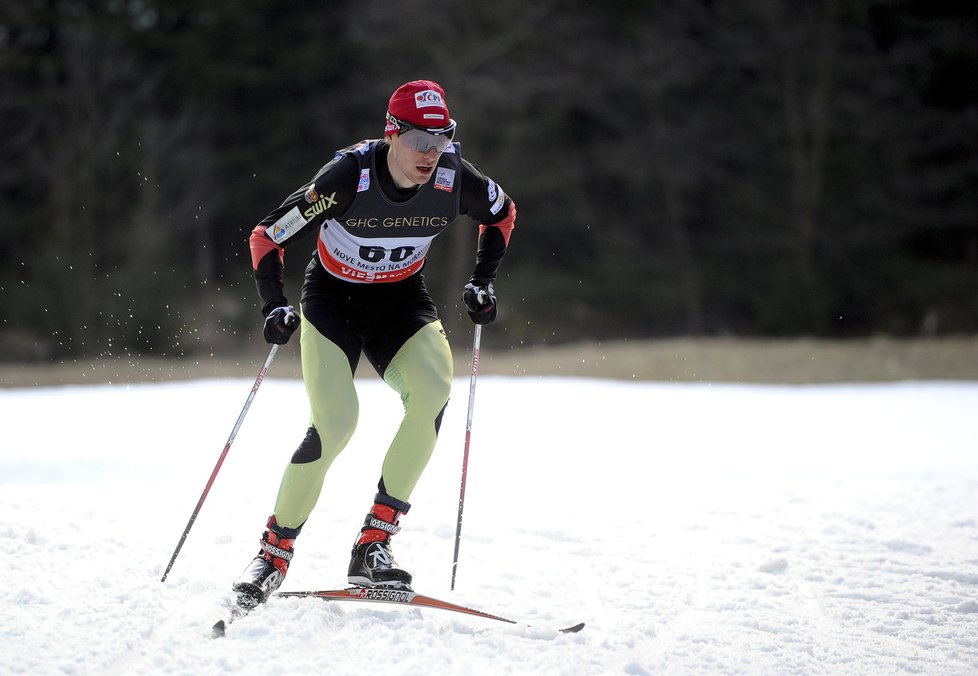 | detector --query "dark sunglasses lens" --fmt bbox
[402,128,453,153]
